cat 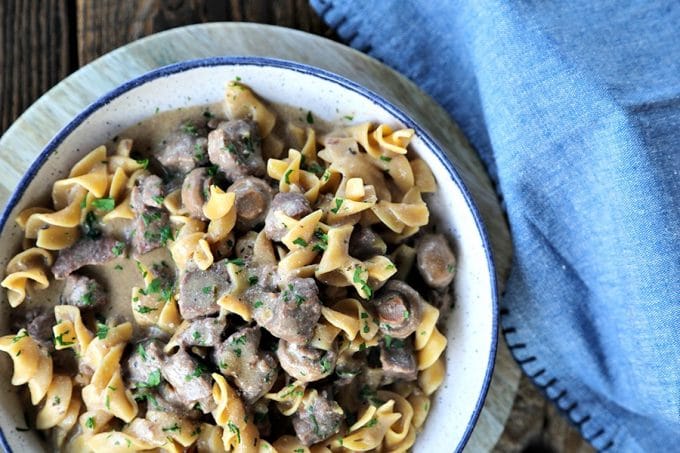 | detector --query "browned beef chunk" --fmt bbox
[227,177,273,231]
[179,316,226,347]
[264,192,312,241]
[276,340,337,383]
[207,119,265,180]
[130,174,164,212]
[160,348,213,412]
[292,390,343,445]
[149,383,203,419]
[415,233,456,289]
[177,260,231,320]
[61,273,107,310]
[52,237,118,279]
[181,167,213,220]
[246,278,321,343]
[156,128,209,174]
[212,327,278,403]
[380,338,417,383]
[26,311,56,352]
[125,339,165,388]
[370,280,423,339]
[349,226,387,260]
[132,208,170,256]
